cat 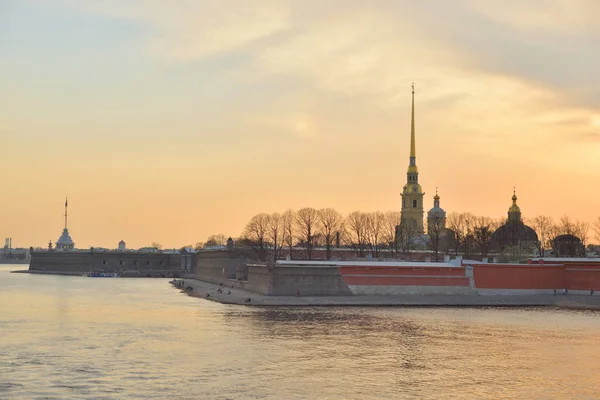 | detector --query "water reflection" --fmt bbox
[1,266,600,399]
